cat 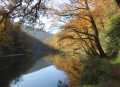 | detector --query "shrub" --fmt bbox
[103,15,120,55]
